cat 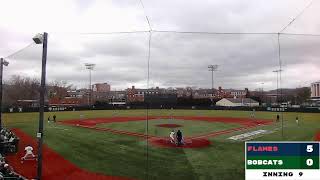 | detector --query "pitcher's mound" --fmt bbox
[149,137,210,148]
[156,124,182,128]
